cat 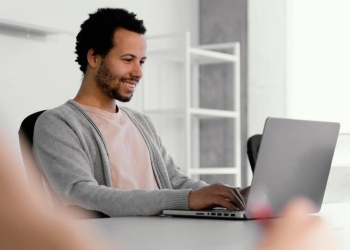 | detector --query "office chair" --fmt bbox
[247,134,262,173]
[19,110,109,218]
